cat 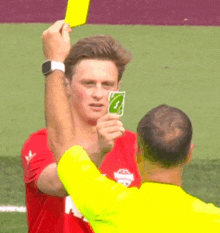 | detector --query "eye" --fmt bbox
[103,82,114,87]
[83,81,95,86]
